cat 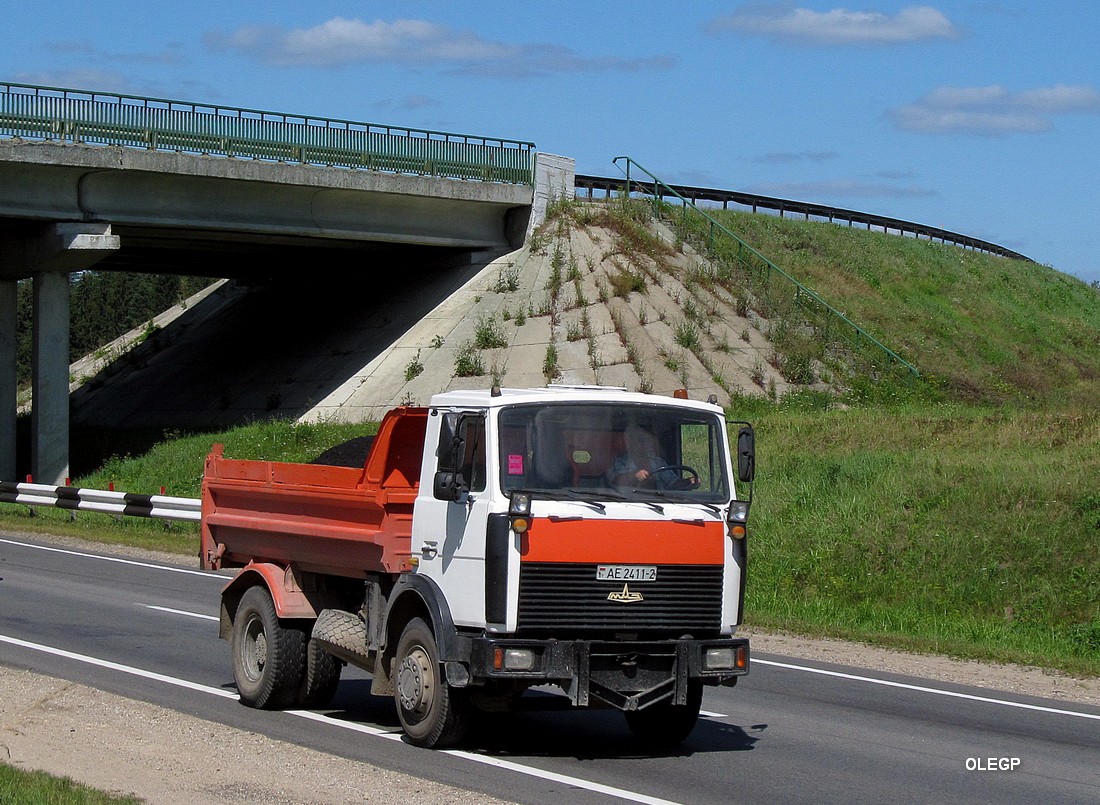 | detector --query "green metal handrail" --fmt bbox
[0,81,535,185]
[612,156,919,377]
